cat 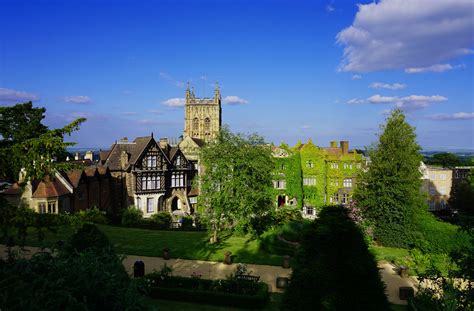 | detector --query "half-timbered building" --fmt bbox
[100,135,198,217]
